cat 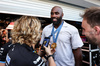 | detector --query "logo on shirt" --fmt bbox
[6,54,11,64]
